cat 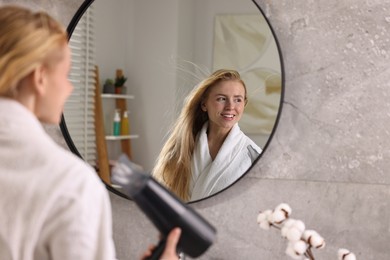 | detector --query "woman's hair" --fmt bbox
[0,5,68,97]
[152,69,247,201]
